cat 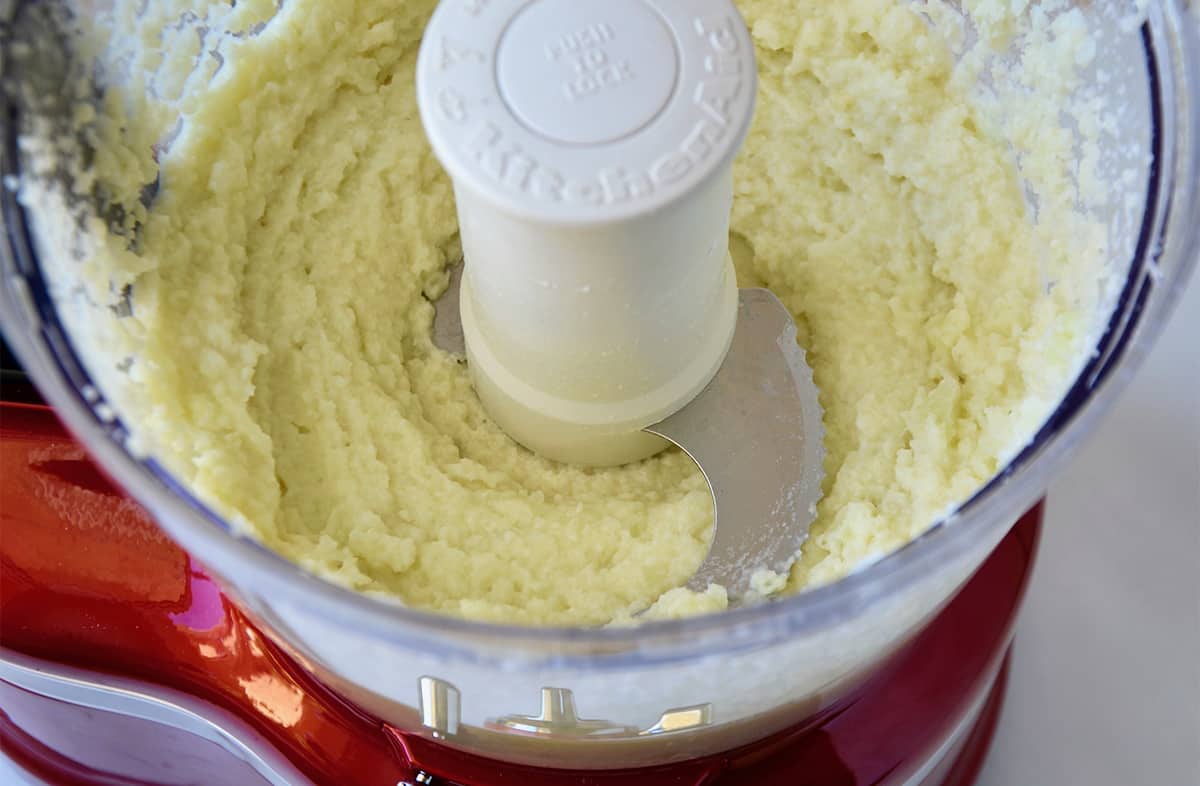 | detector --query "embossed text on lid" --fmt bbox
[416,0,758,224]
[497,0,679,147]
